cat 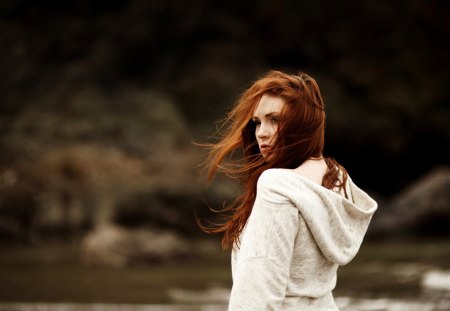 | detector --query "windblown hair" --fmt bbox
[202,70,348,249]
